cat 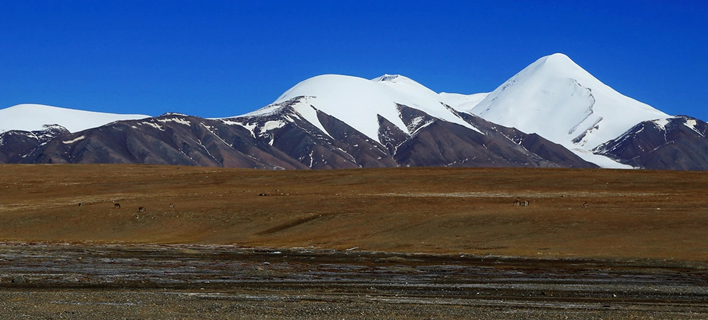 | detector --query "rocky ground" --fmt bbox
[1,243,707,319]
